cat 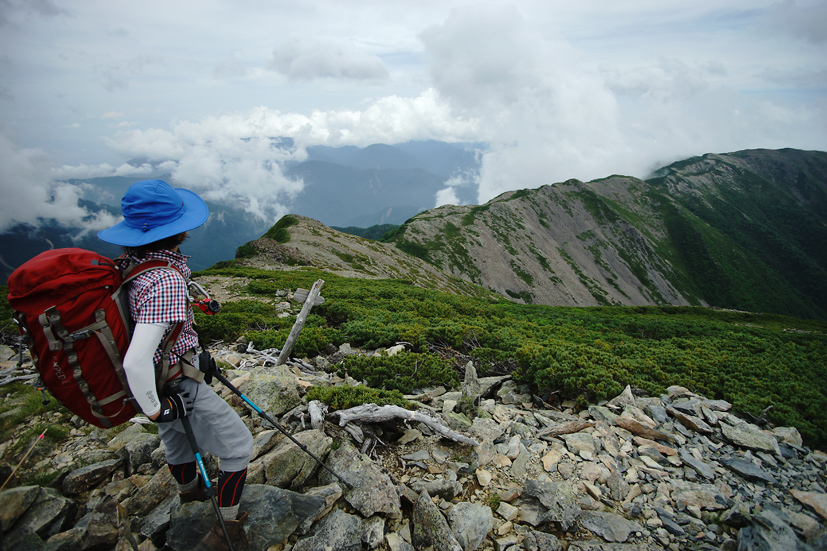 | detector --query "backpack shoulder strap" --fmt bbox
[113,256,190,390]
